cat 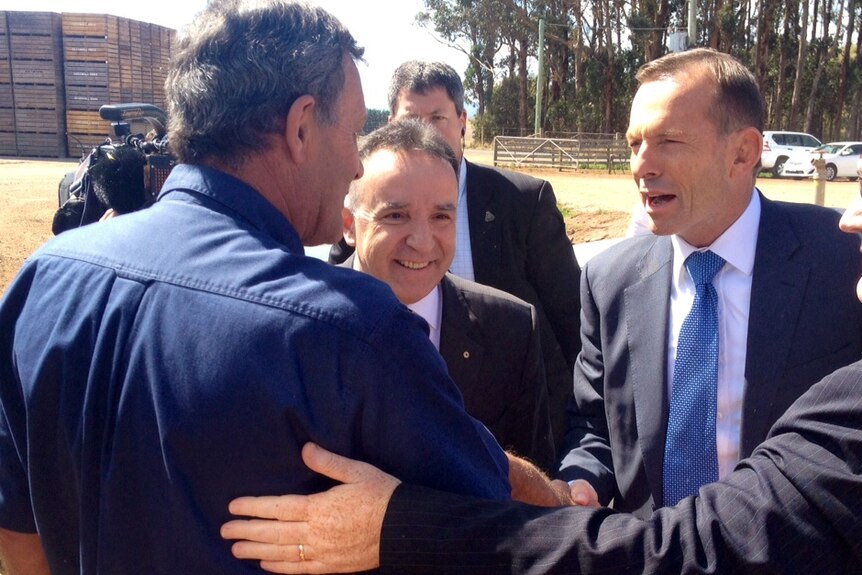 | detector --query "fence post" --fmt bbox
[812,152,826,206]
